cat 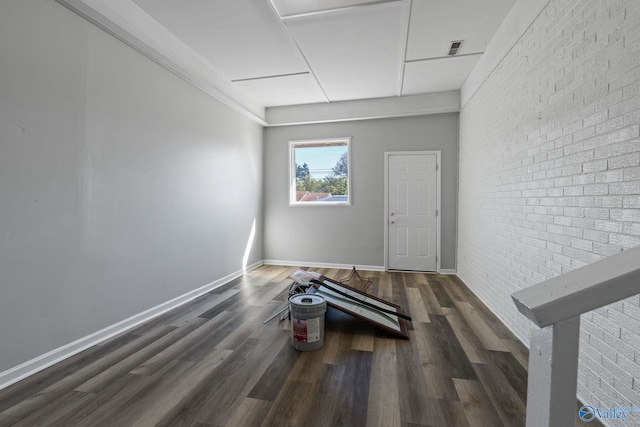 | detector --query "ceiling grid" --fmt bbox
[56,0,518,124]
